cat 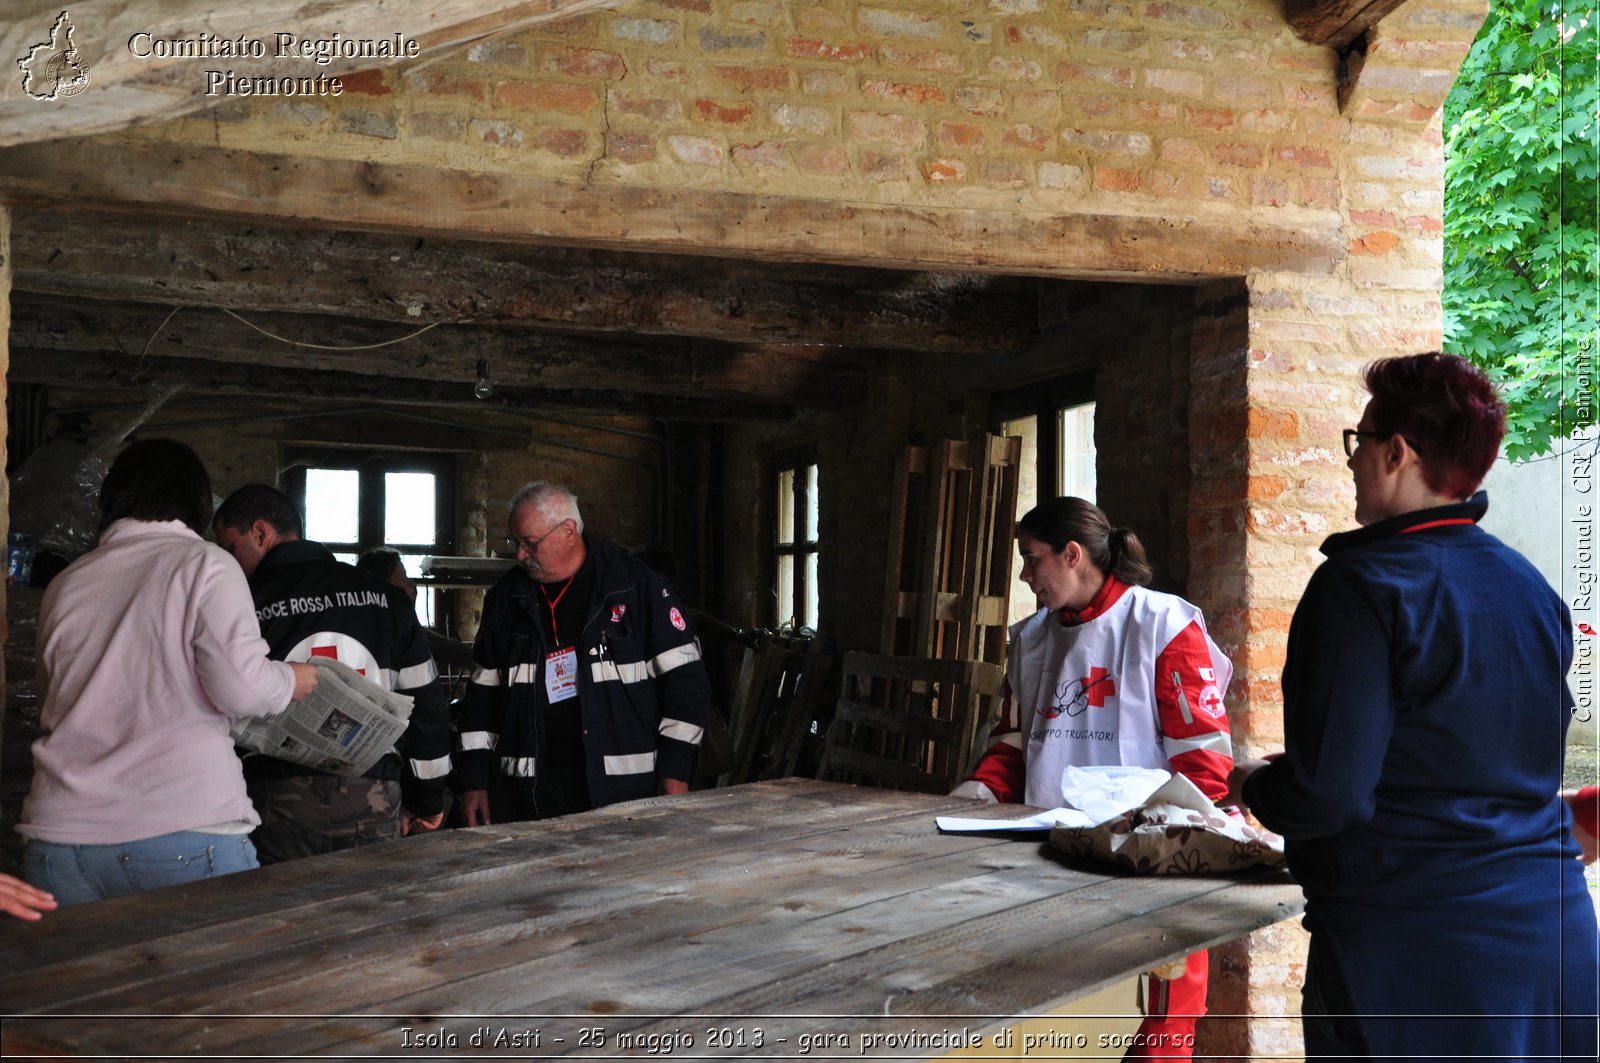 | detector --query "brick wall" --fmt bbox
[144,1,1475,222]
